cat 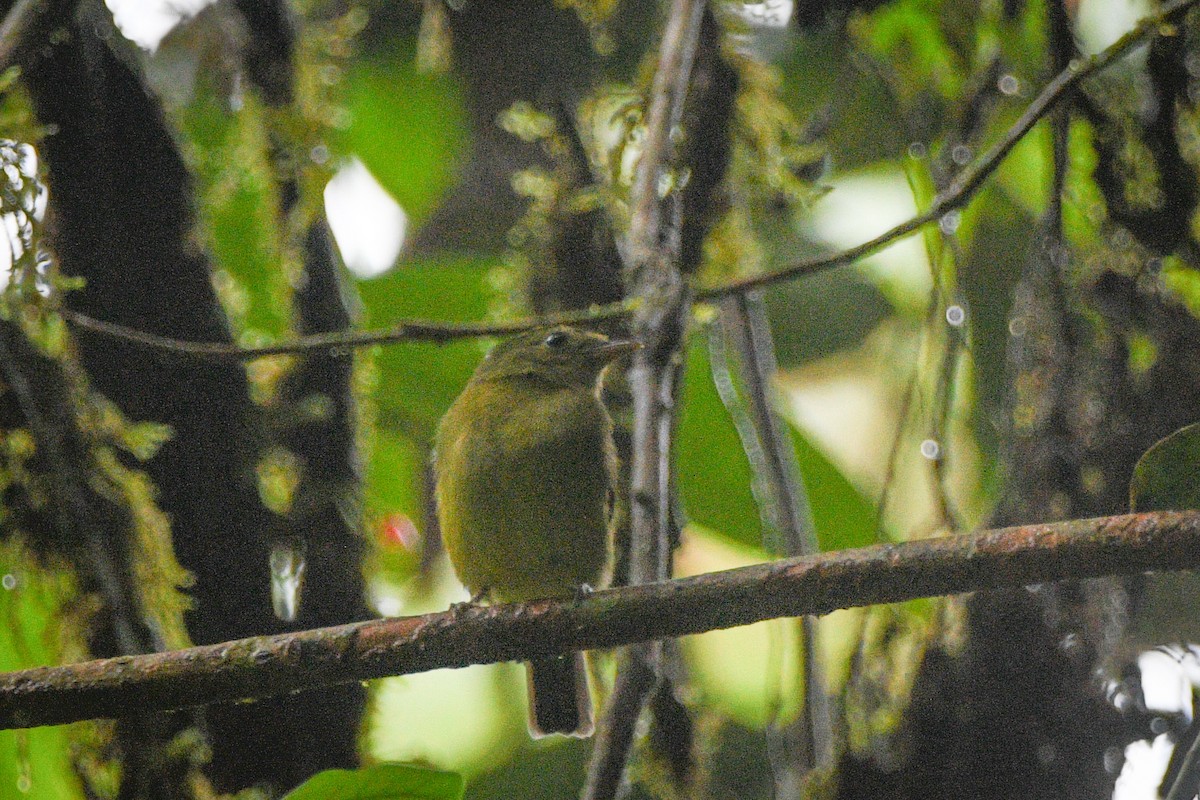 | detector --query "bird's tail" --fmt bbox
[526,653,593,738]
